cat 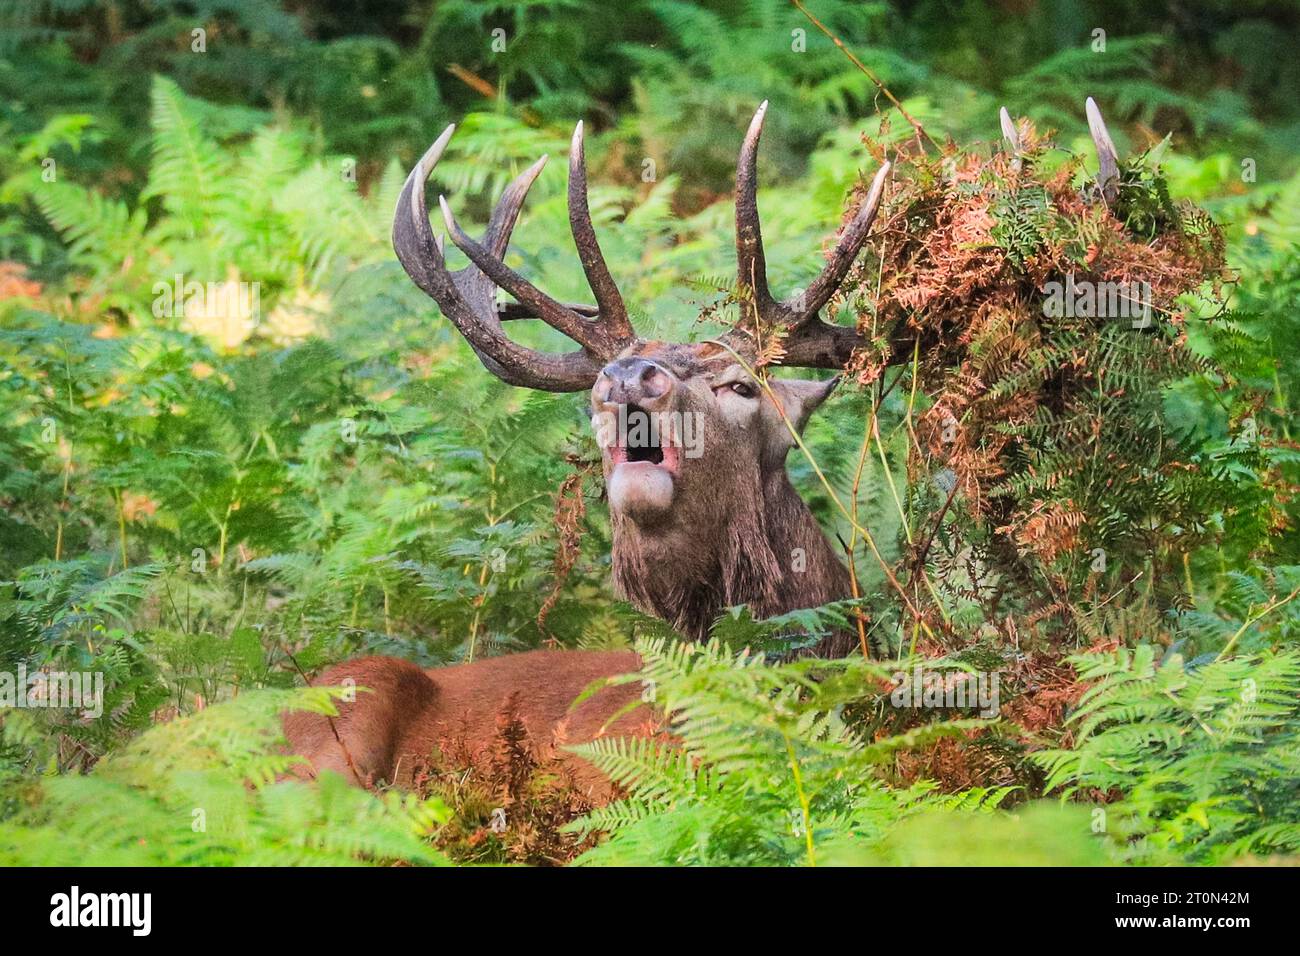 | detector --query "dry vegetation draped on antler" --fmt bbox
[848,101,1239,640]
